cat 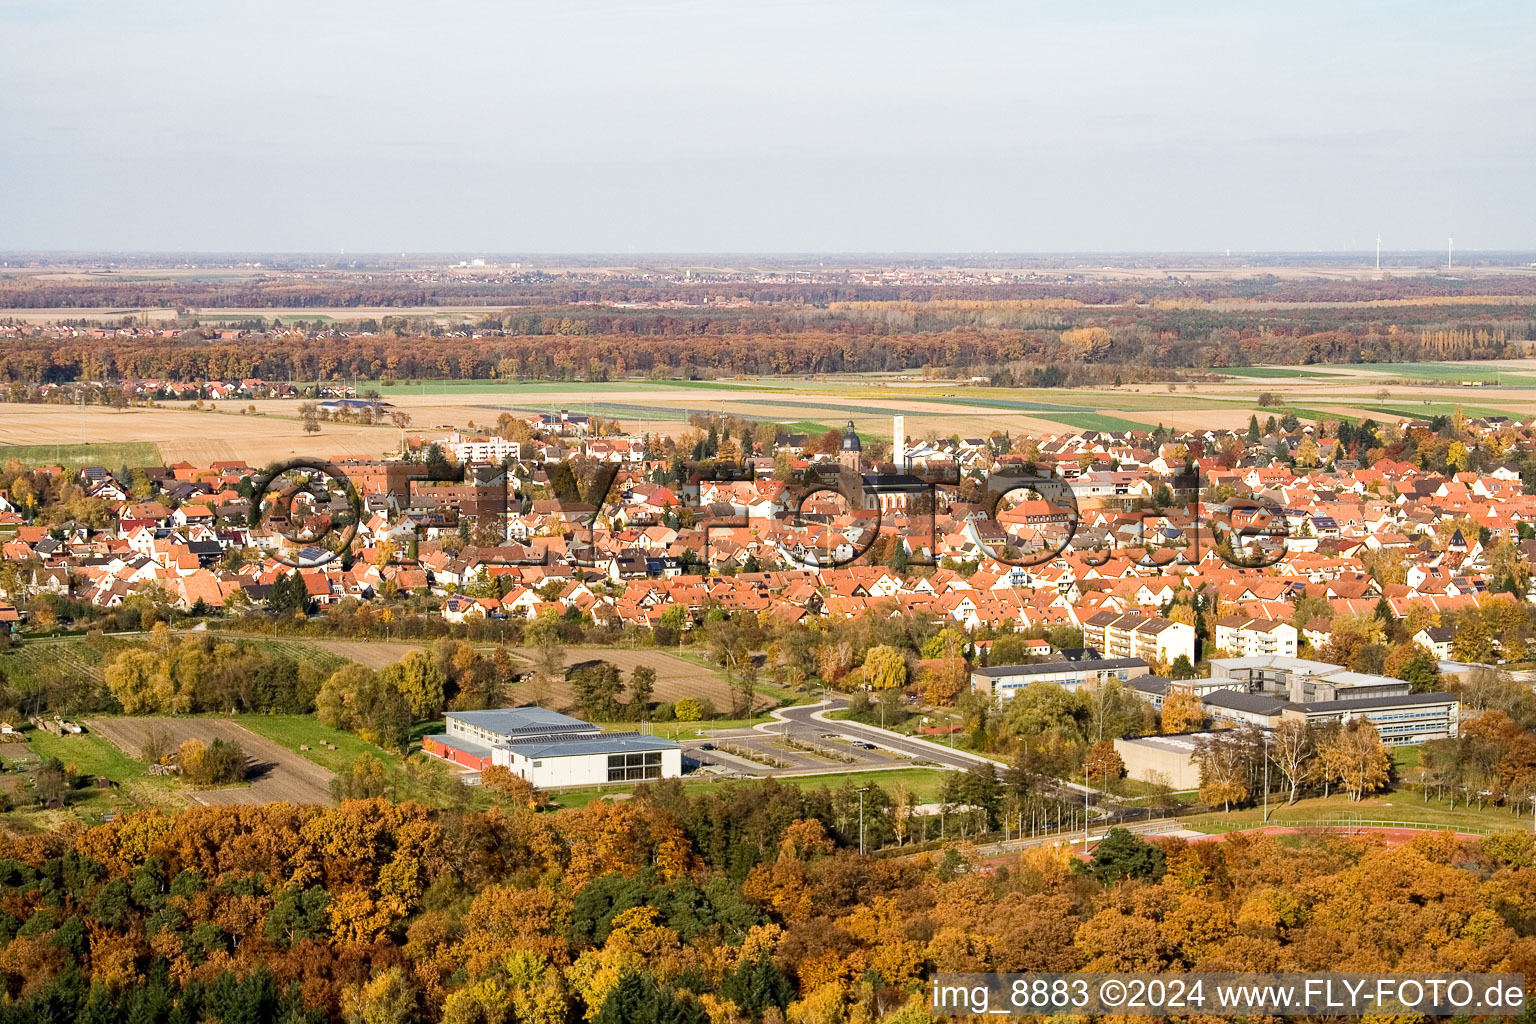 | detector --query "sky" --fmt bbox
[1,0,1532,253]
